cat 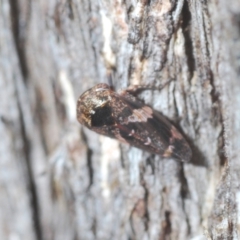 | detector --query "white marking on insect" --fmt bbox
[128,106,153,123]
[163,145,174,157]
[95,87,108,92]
[144,137,152,145]
[128,129,135,136]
